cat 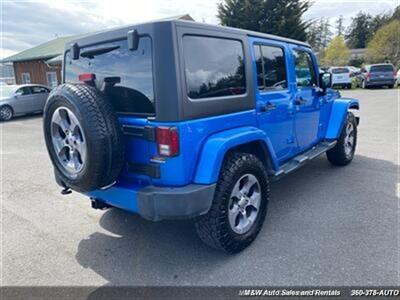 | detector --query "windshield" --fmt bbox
[0,86,16,98]
[371,65,394,72]
[64,37,154,115]
[331,68,349,74]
